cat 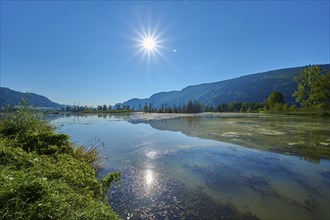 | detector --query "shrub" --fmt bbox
[0,104,54,140]
[23,132,73,155]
